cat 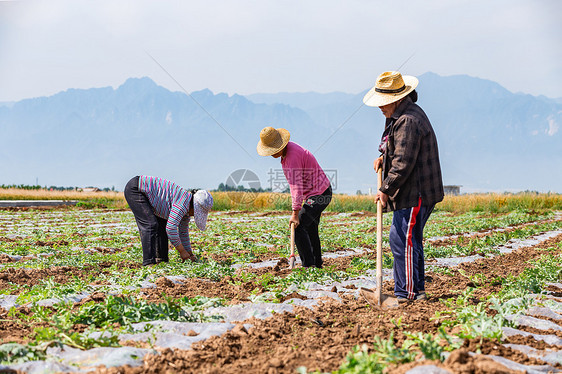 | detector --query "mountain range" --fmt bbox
[1,72,560,194]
